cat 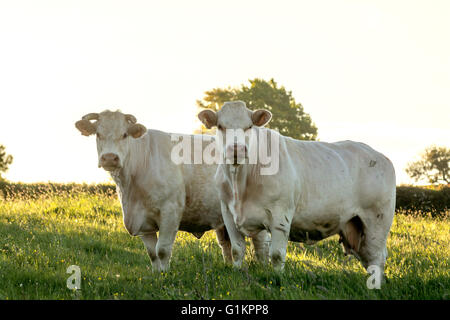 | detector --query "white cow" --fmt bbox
[75,110,269,271]
[198,101,396,275]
